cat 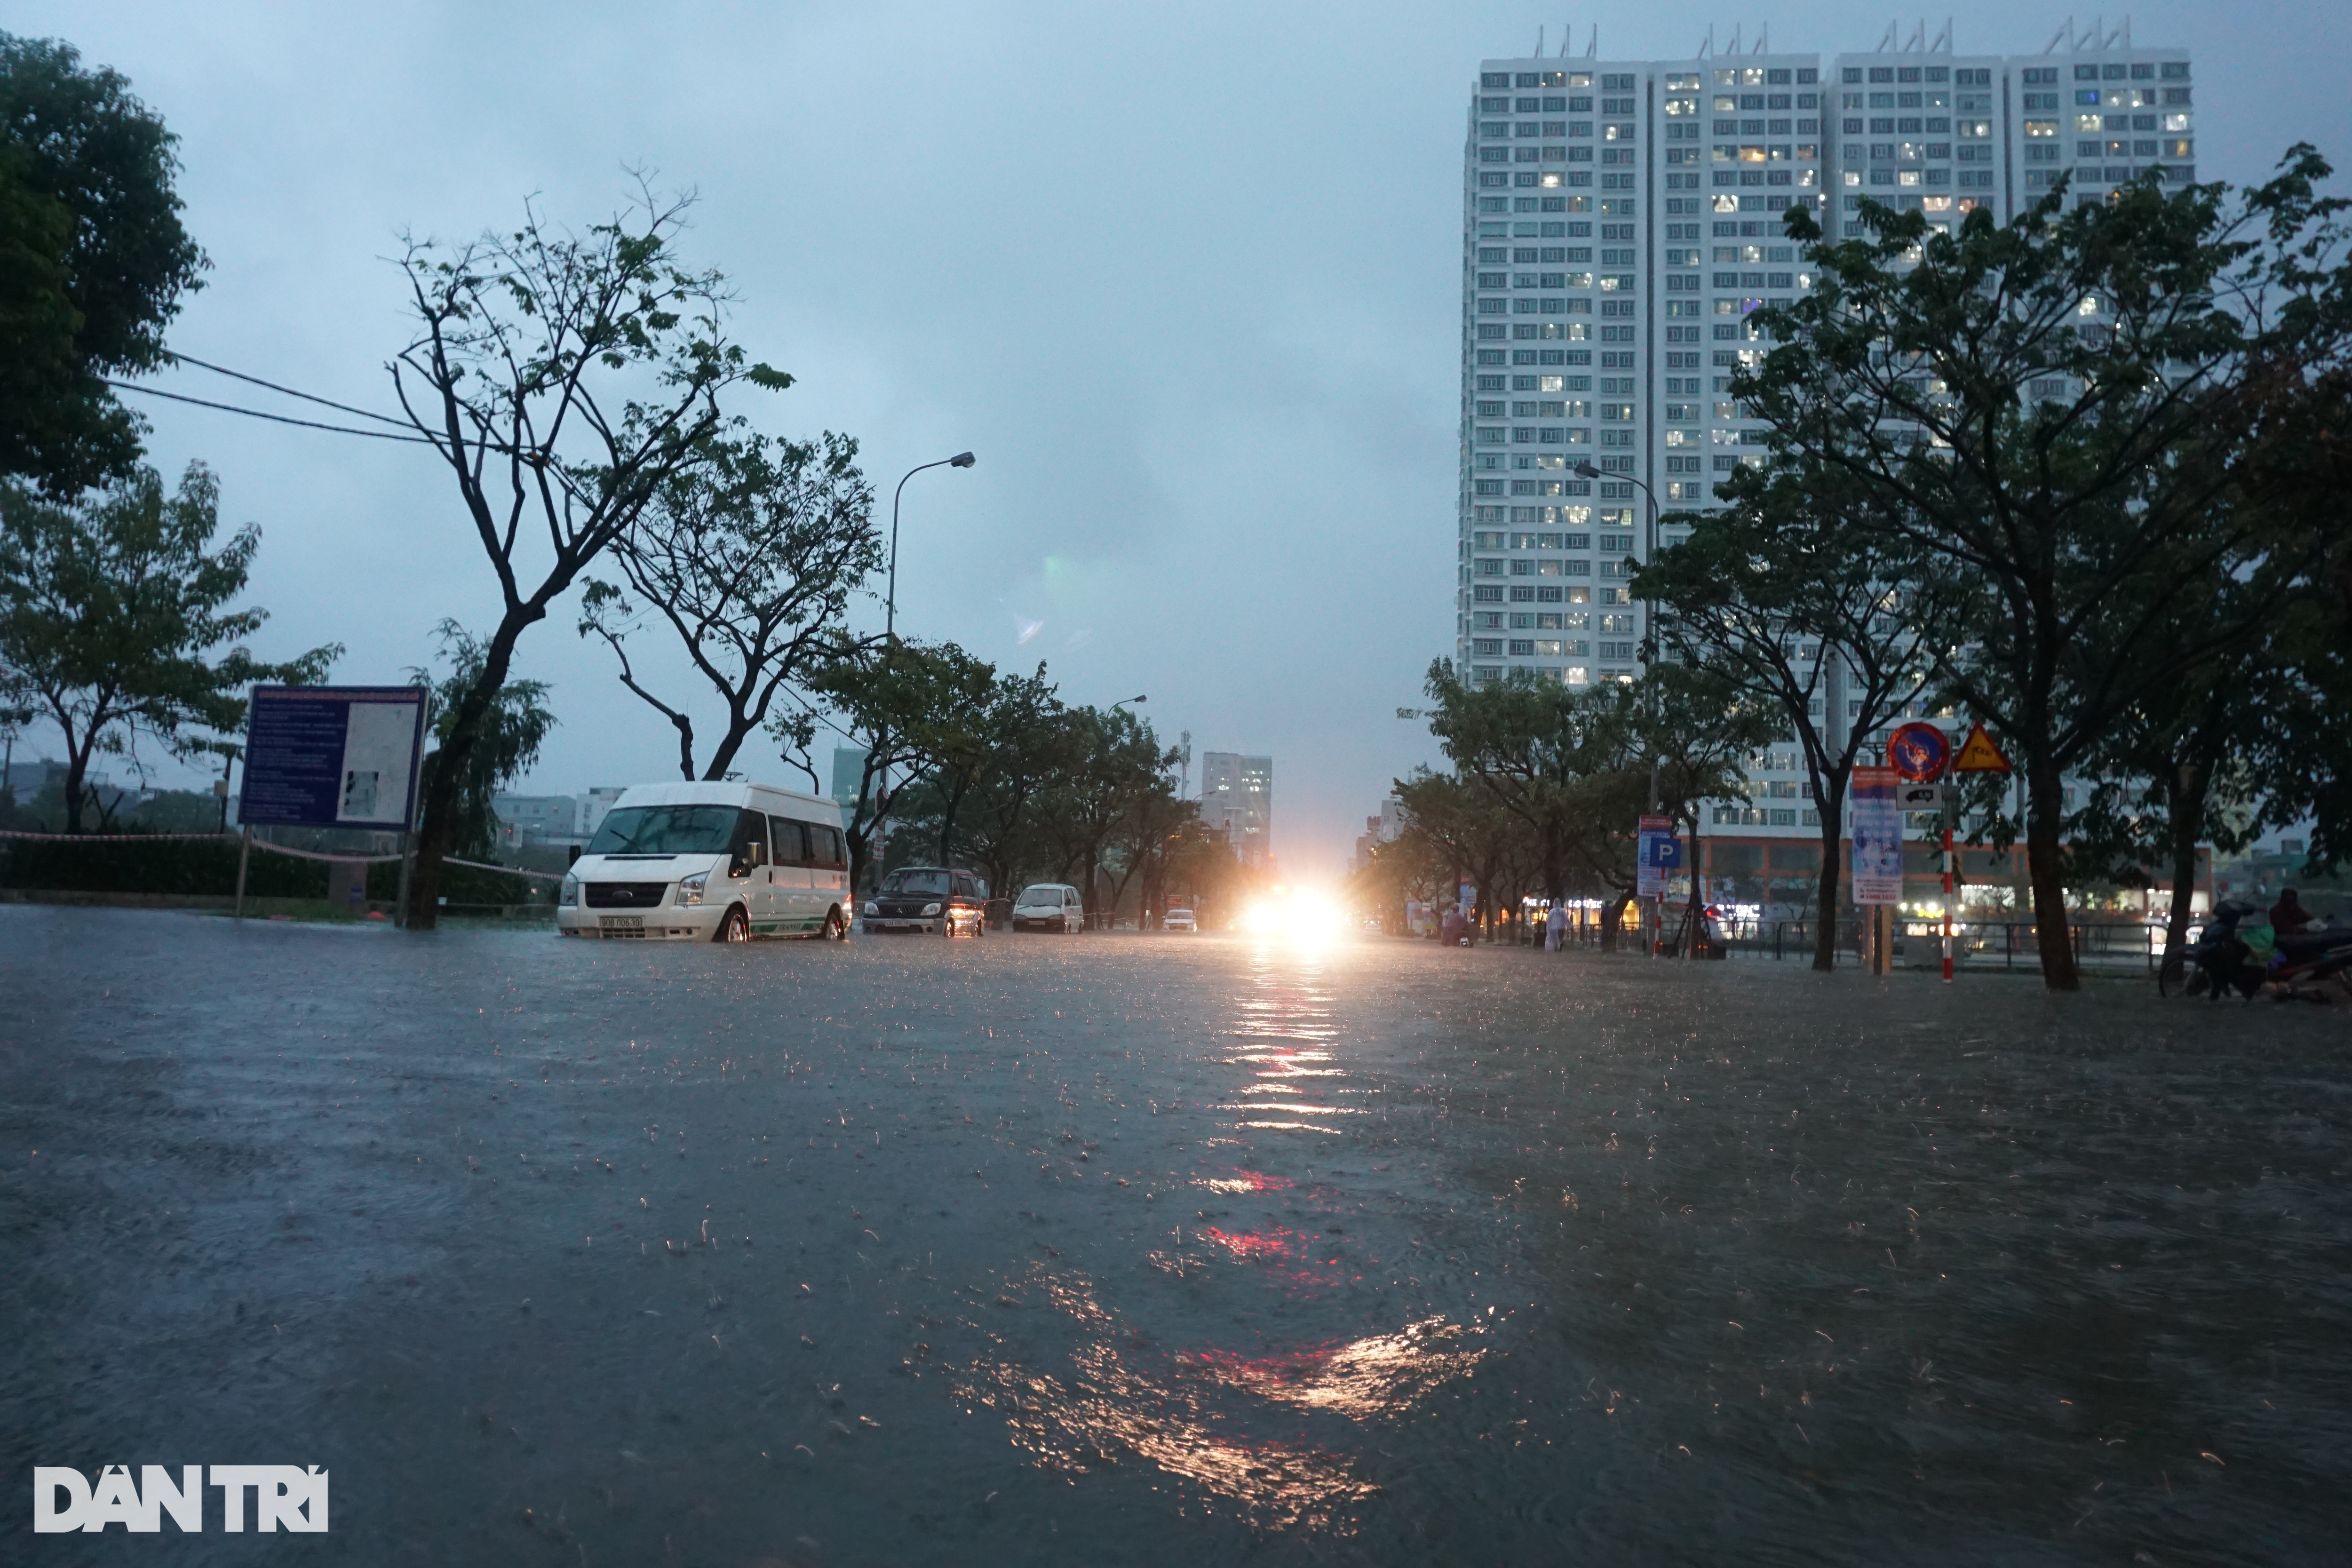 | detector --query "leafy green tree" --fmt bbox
[949,665,1067,897]
[0,463,335,832]
[1736,158,2350,987]
[389,189,789,927]
[1107,777,1195,927]
[1391,765,1539,941]
[578,429,879,781]
[1158,817,1246,929]
[1638,467,1951,968]
[1034,706,1173,928]
[406,622,555,862]
[1637,662,1782,953]
[1418,661,1644,934]
[794,637,990,896]
[0,33,205,491]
